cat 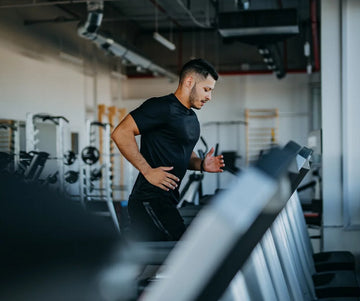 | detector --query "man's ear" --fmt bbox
[184,75,195,90]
